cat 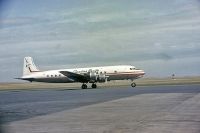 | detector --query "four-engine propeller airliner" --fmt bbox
[16,57,145,89]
